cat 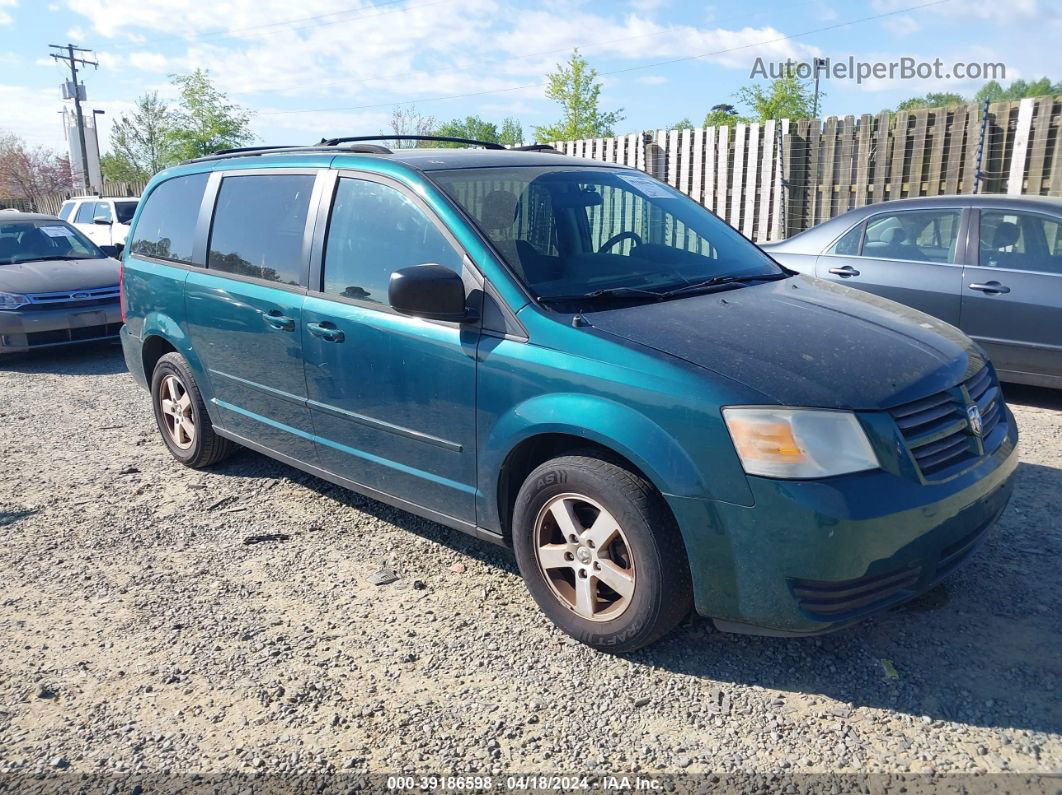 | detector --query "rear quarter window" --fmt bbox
[129,173,209,263]
[58,201,76,221]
